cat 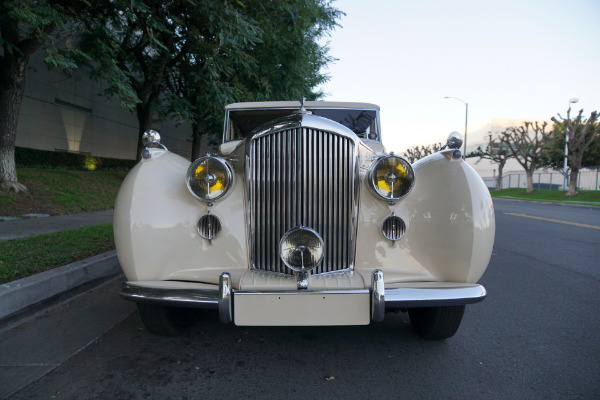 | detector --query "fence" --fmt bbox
[482,168,600,191]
